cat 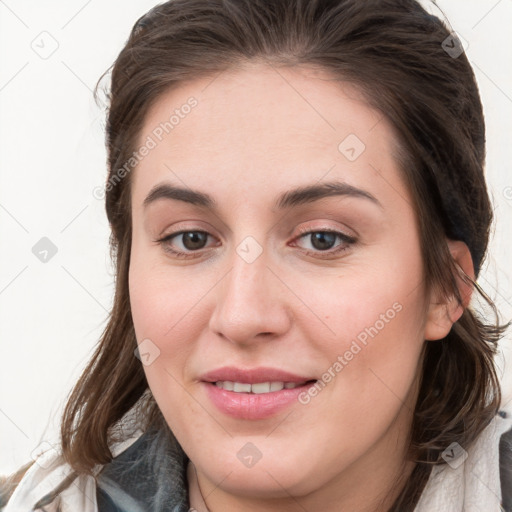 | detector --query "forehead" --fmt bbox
[131,62,407,211]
